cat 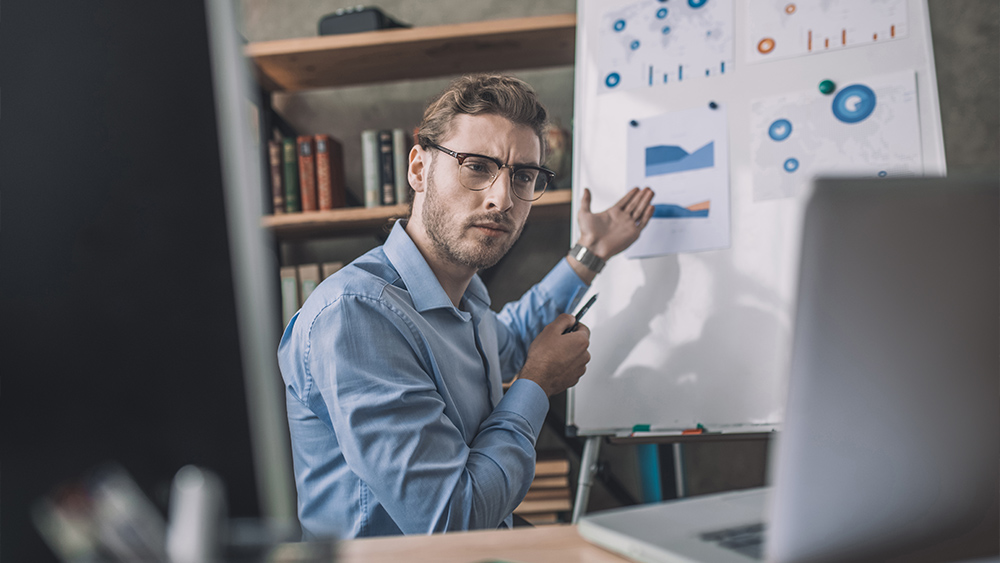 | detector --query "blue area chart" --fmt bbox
[653,204,709,218]
[832,84,877,123]
[645,142,715,176]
